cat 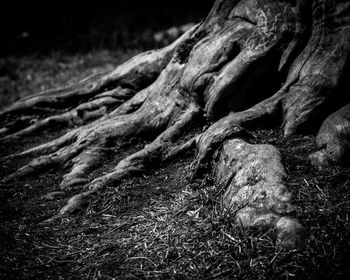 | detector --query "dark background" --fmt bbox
[1,0,214,55]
